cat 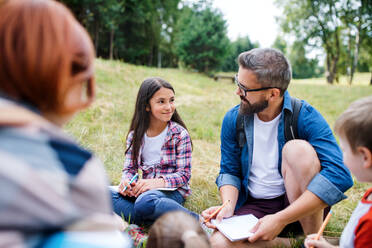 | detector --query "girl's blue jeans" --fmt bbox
[111,189,198,225]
